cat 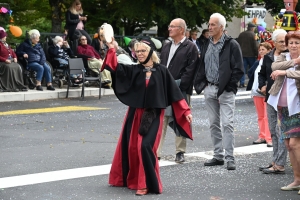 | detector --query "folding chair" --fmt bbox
[66,58,101,100]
